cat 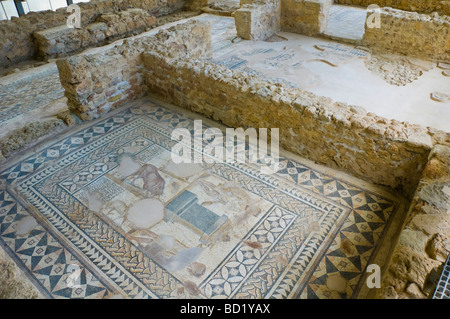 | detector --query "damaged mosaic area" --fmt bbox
[0,98,404,299]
